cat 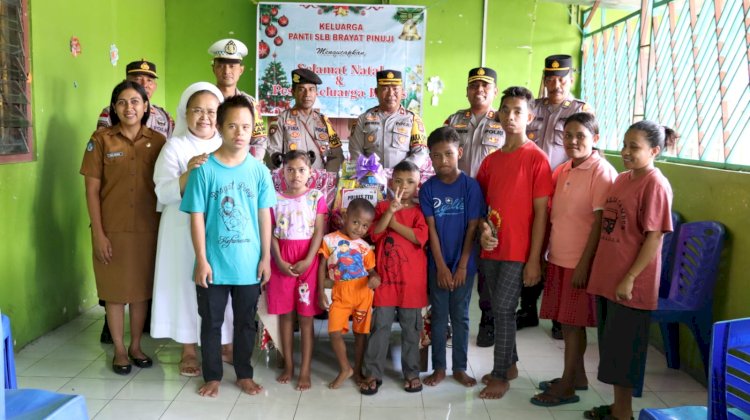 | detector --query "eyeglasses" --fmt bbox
[189,108,217,118]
